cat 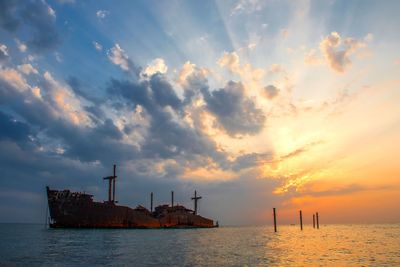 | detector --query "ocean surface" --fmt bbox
[0,224,399,266]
